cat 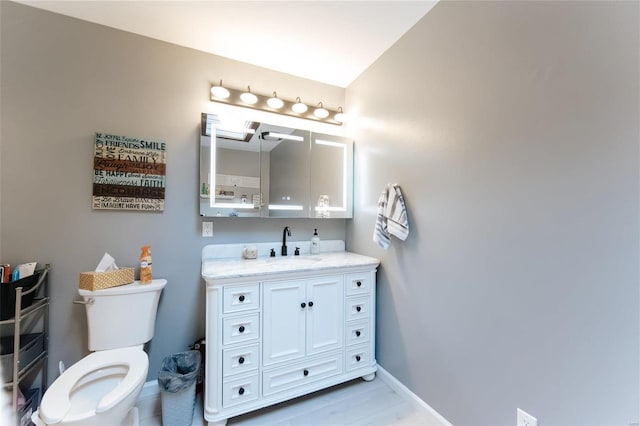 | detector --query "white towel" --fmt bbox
[373,185,392,249]
[373,184,409,249]
[387,184,409,241]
